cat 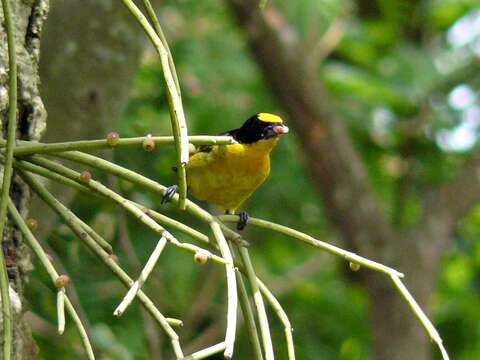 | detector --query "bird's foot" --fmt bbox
[237,211,249,231]
[161,185,178,204]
